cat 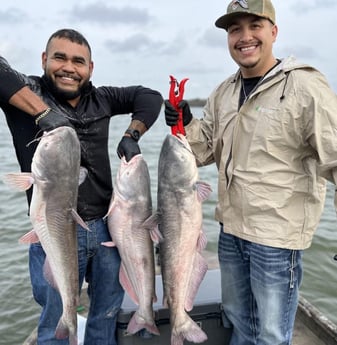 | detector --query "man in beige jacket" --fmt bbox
[164,0,337,344]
